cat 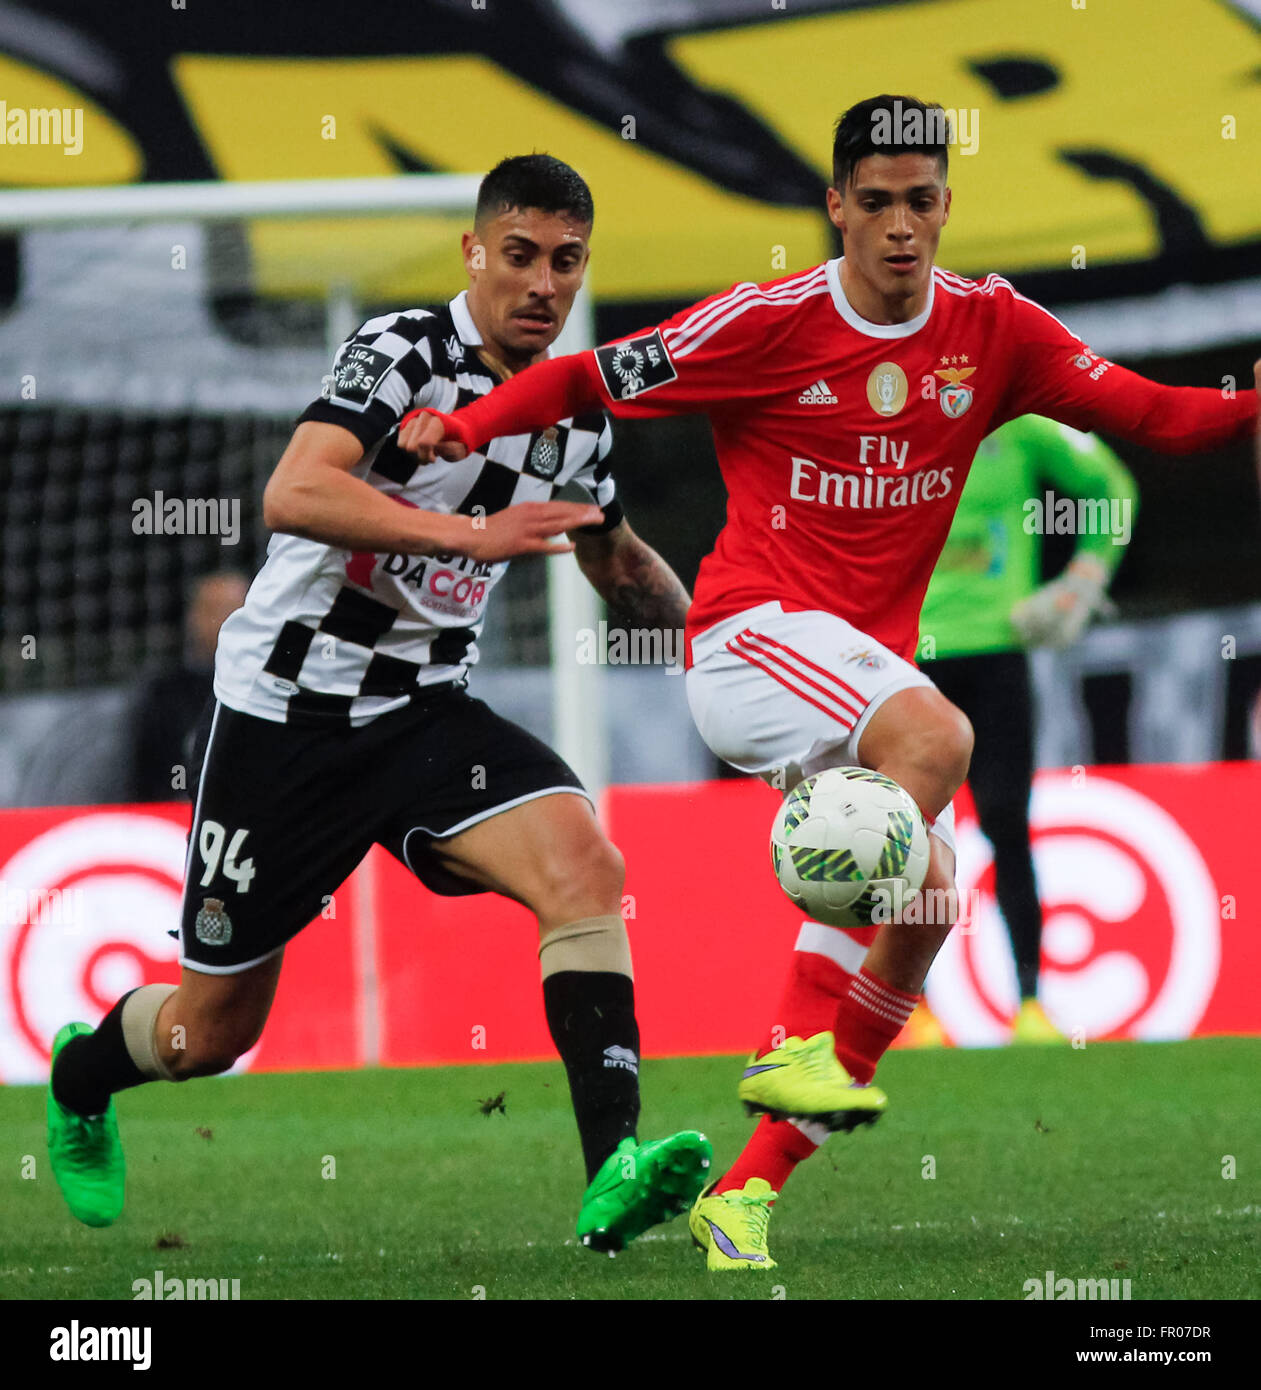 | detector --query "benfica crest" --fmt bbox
[194,898,233,947]
[935,364,977,419]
